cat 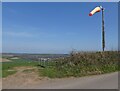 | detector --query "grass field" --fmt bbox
[1,51,119,78]
[2,58,38,77]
